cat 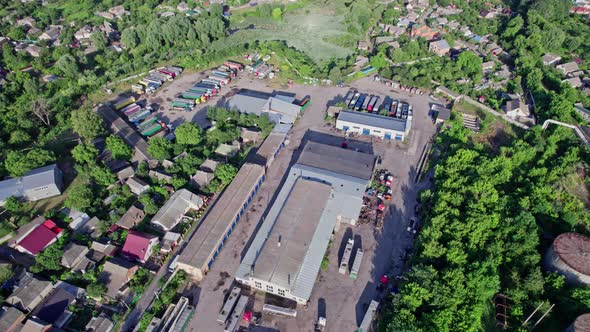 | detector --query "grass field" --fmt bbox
[229,2,358,64]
